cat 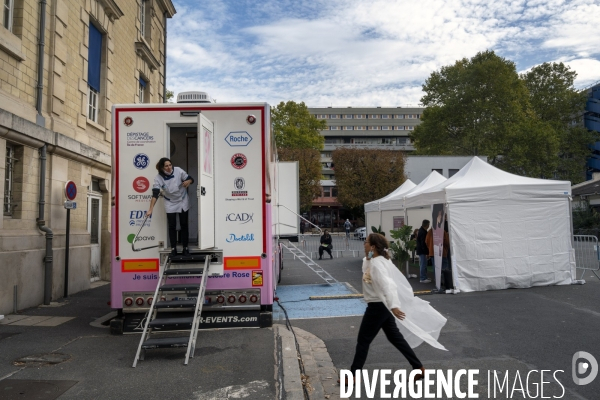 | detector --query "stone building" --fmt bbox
[0,0,176,315]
